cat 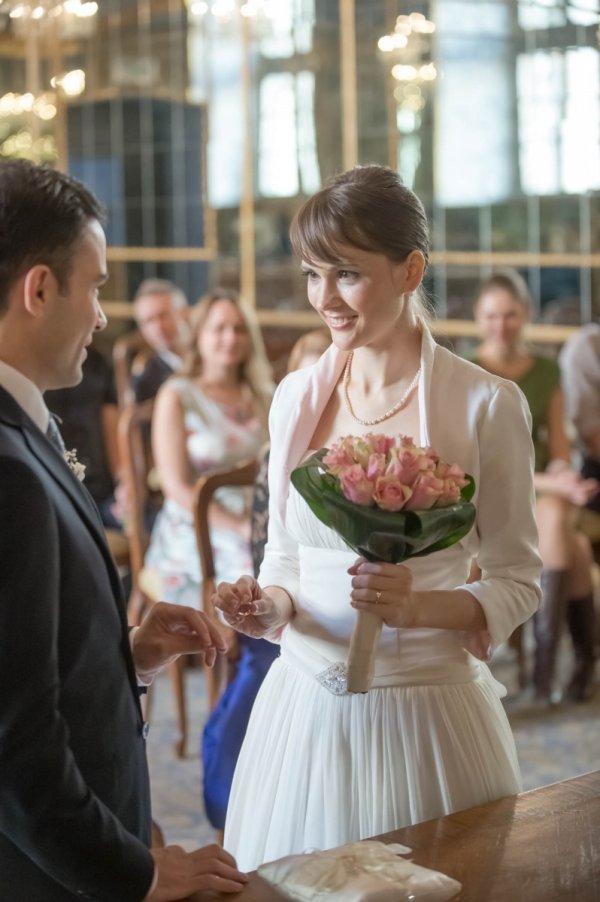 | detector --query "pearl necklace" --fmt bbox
[343,352,421,426]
